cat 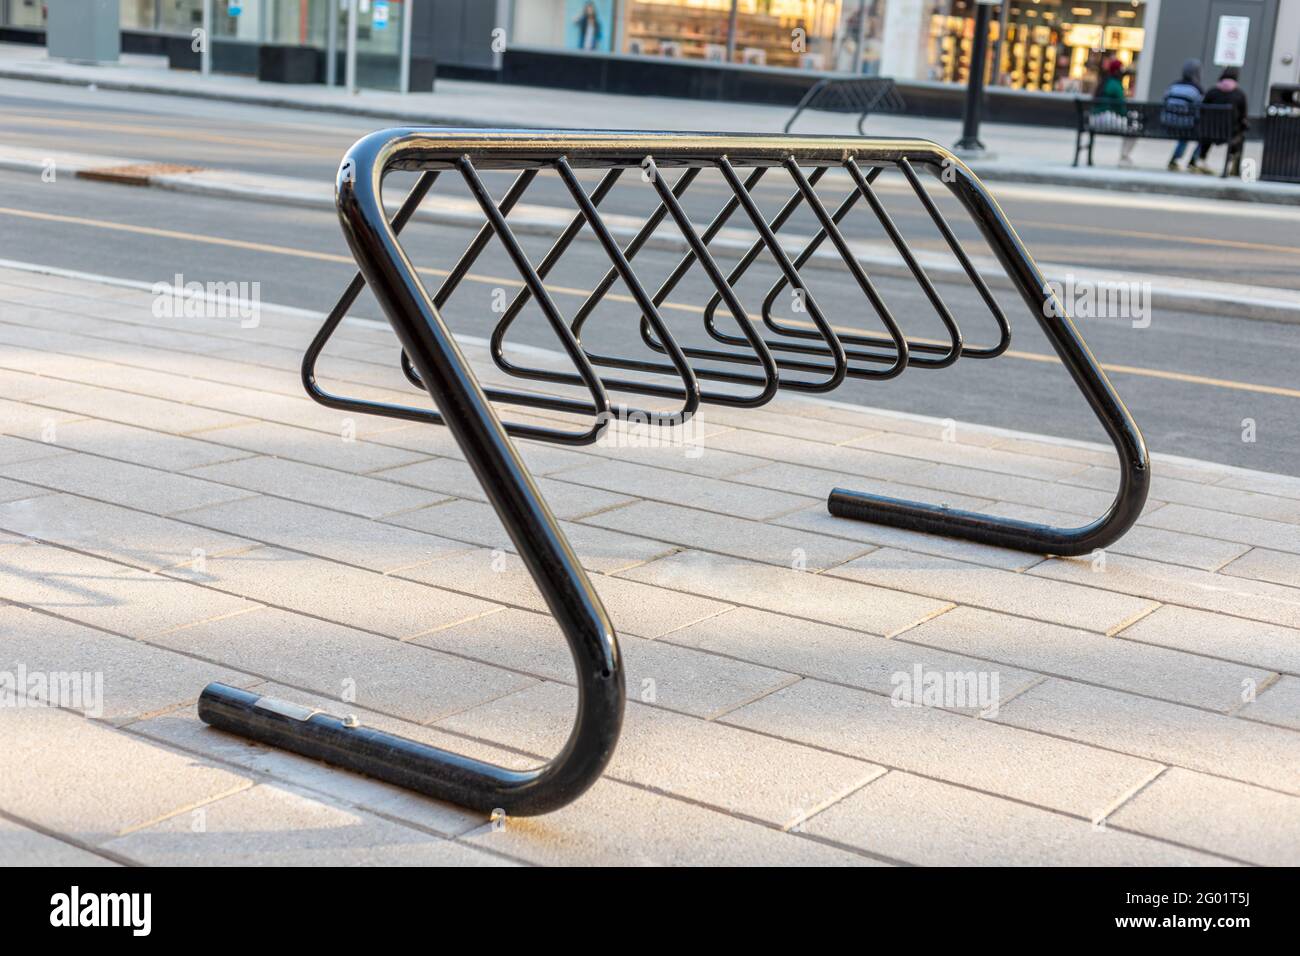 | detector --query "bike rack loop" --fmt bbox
[201,128,1150,817]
